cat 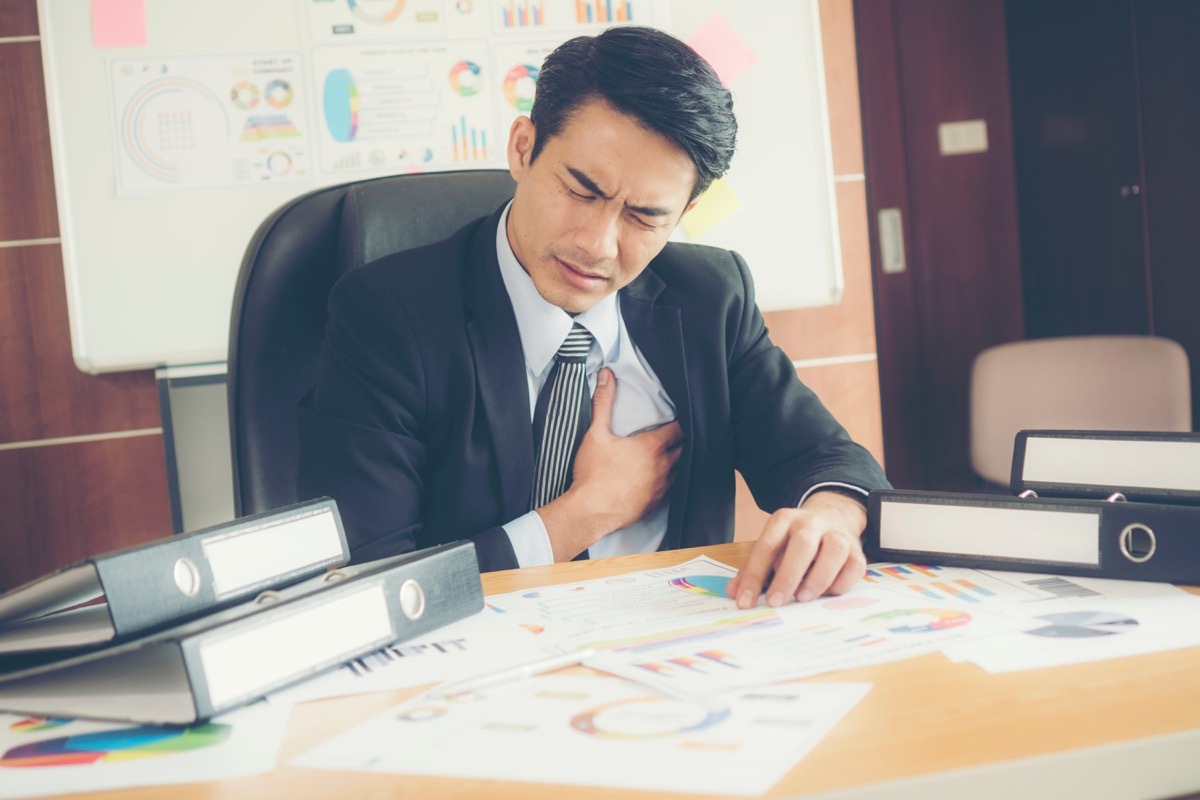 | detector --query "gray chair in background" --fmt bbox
[968,335,1192,487]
